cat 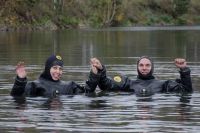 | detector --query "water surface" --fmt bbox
[0,26,200,132]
